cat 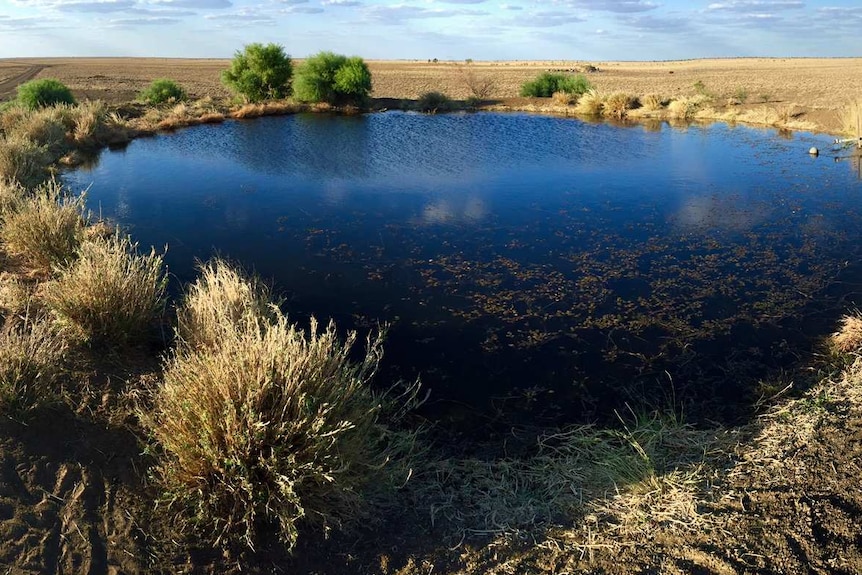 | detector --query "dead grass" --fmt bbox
[0,133,50,188]
[641,93,664,112]
[574,90,604,116]
[667,95,710,121]
[176,258,277,350]
[229,100,298,120]
[830,312,862,354]
[0,314,67,414]
[44,231,167,346]
[0,178,86,273]
[143,262,420,551]
[840,99,862,138]
[552,91,576,106]
[603,93,638,120]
